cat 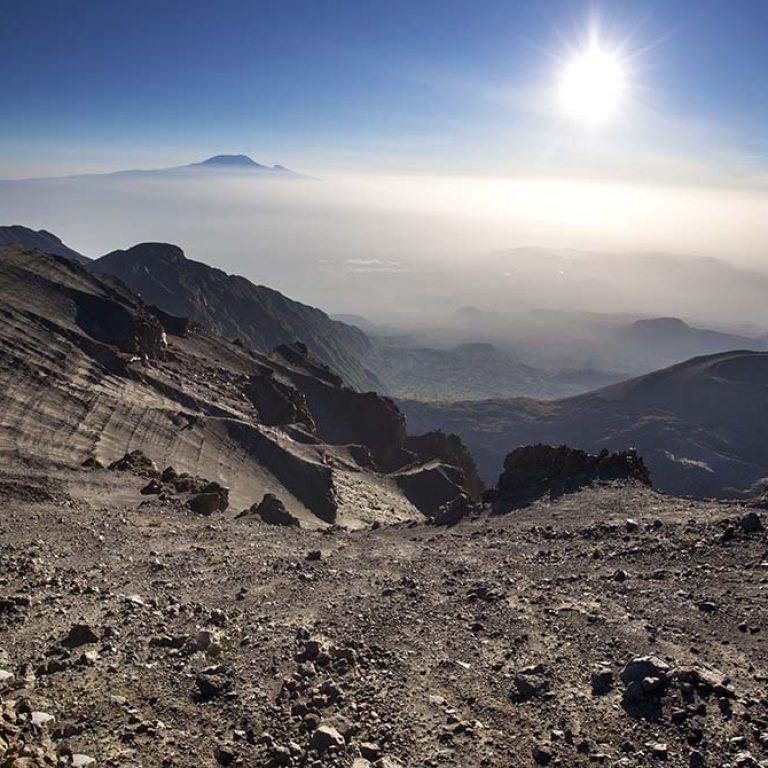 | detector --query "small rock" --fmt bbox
[591,667,613,695]
[532,744,552,765]
[31,711,55,729]
[215,744,236,766]
[740,511,763,534]
[140,479,163,495]
[271,745,292,765]
[613,569,629,582]
[63,623,99,648]
[125,594,145,606]
[311,725,345,752]
[650,742,668,760]
[360,742,381,760]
